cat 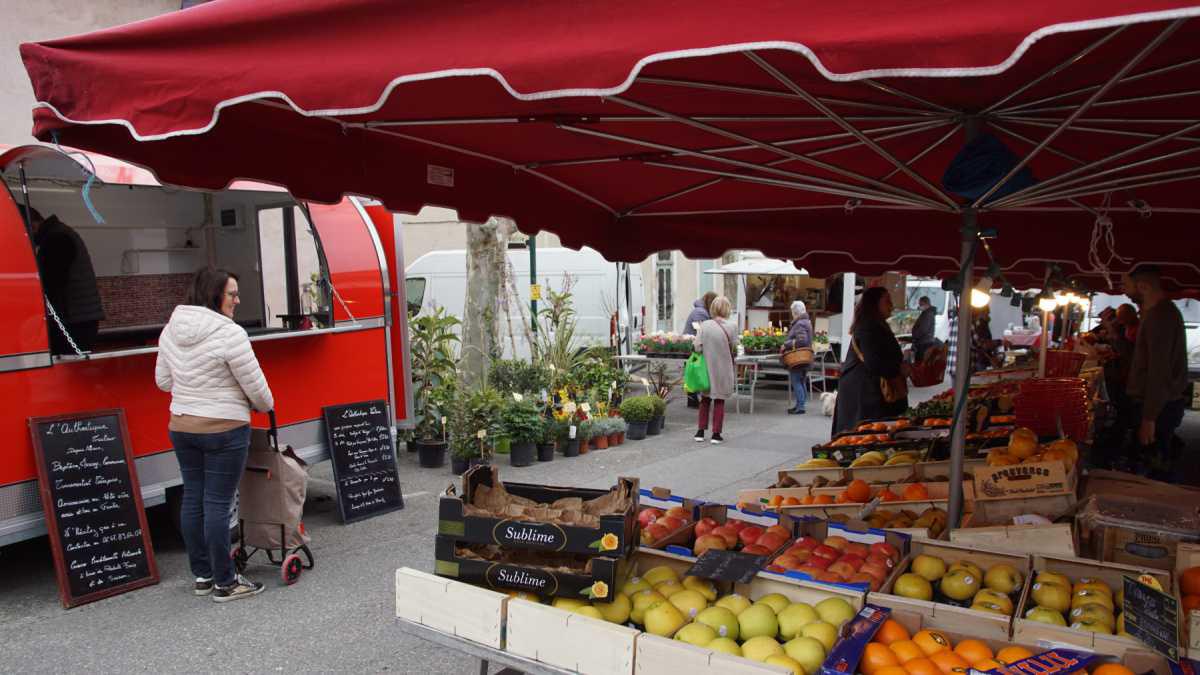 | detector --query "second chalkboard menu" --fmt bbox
[29,409,159,608]
[322,400,404,523]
